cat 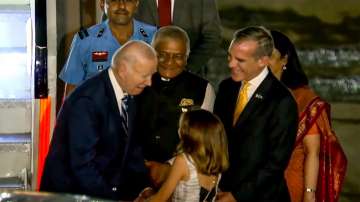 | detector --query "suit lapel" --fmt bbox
[148,0,159,25]
[103,71,124,134]
[229,80,241,118]
[127,97,136,137]
[105,70,137,138]
[173,0,185,24]
[235,73,274,126]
